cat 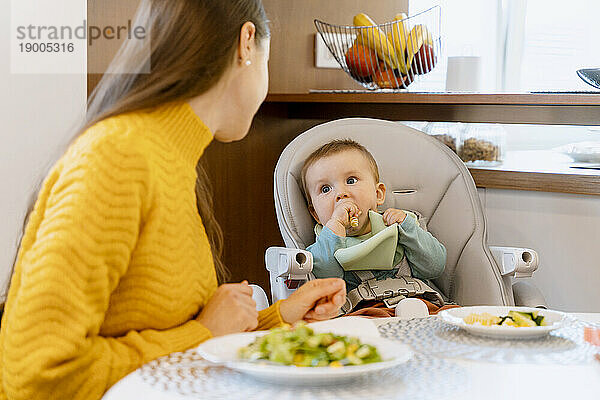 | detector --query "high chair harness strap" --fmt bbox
[341,266,445,314]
